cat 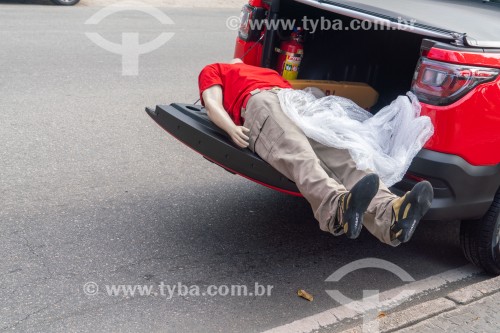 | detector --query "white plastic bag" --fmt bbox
[277,89,433,186]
